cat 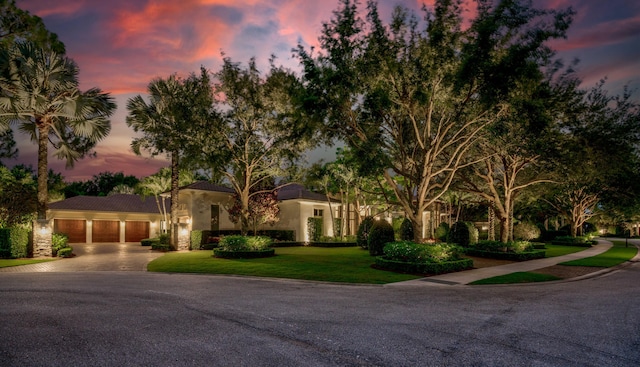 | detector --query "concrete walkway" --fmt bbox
[391,238,638,286]
[0,242,163,272]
